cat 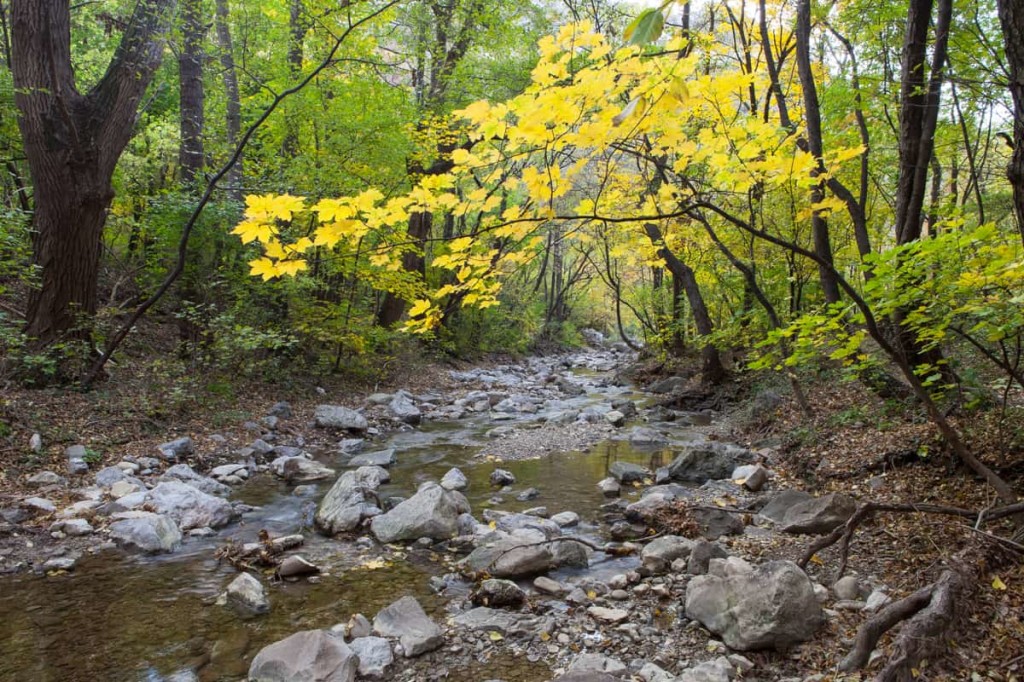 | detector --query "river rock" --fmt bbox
[642,535,695,574]
[533,576,567,595]
[346,449,396,468]
[471,579,526,608]
[515,487,540,501]
[225,572,269,614]
[371,482,469,543]
[688,540,730,575]
[756,490,814,525]
[28,471,65,487]
[452,607,541,636]
[108,511,182,553]
[157,437,193,462]
[779,493,857,535]
[268,401,293,418]
[678,658,734,682]
[550,511,580,527]
[145,481,237,530]
[462,530,589,578]
[609,461,648,484]
[22,497,56,515]
[694,508,744,539]
[315,470,382,535]
[372,596,443,657]
[489,469,516,486]
[51,518,93,536]
[277,458,335,483]
[95,466,131,488]
[832,575,865,601]
[247,629,357,682]
[210,463,249,483]
[598,477,621,496]
[388,393,422,425]
[605,410,626,427]
[314,405,368,433]
[684,560,824,651]
[348,636,393,679]
[732,464,769,492]
[440,467,468,491]
[566,653,628,677]
[588,606,629,623]
[628,426,668,445]
[667,443,750,483]
[277,555,320,579]
[492,512,561,538]
[160,464,231,496]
